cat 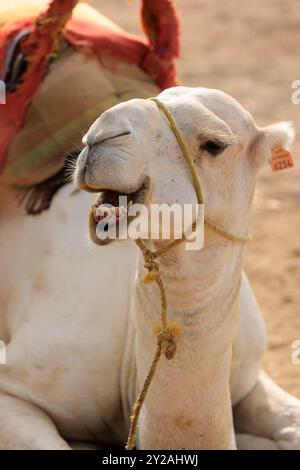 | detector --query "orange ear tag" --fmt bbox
[270,146,295,172]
